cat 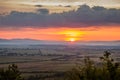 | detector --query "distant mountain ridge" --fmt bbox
[0,38,120,45]
[0,38,64,45]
